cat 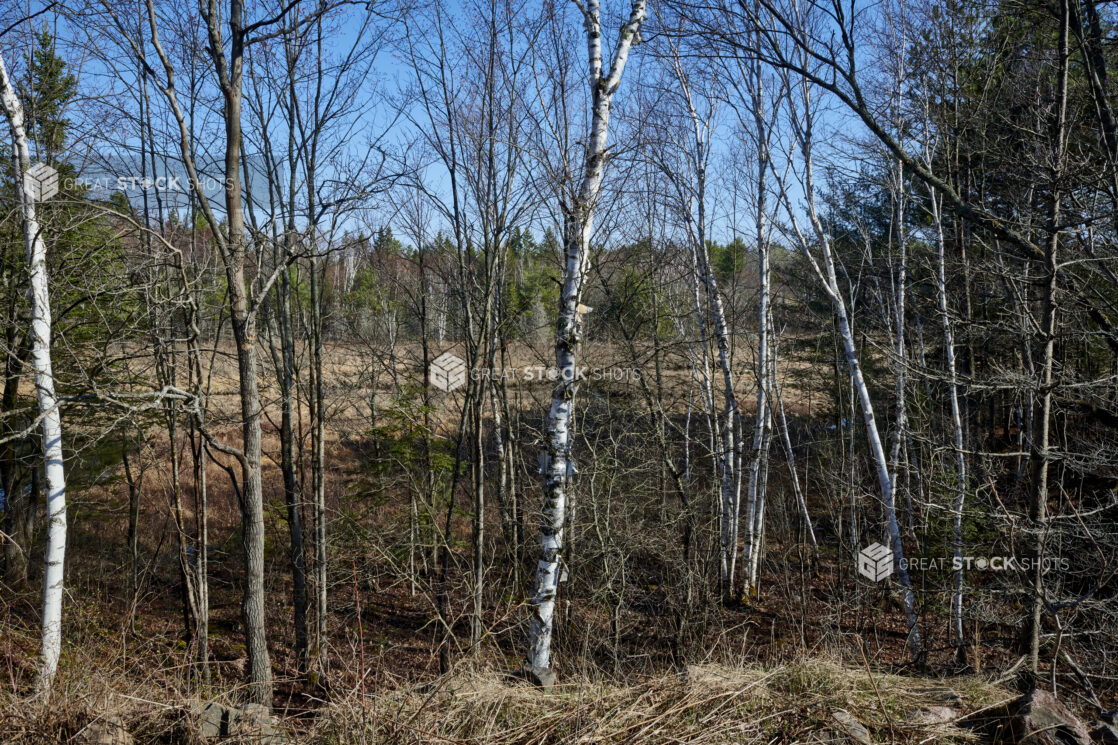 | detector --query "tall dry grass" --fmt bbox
[1,643,1009,744]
